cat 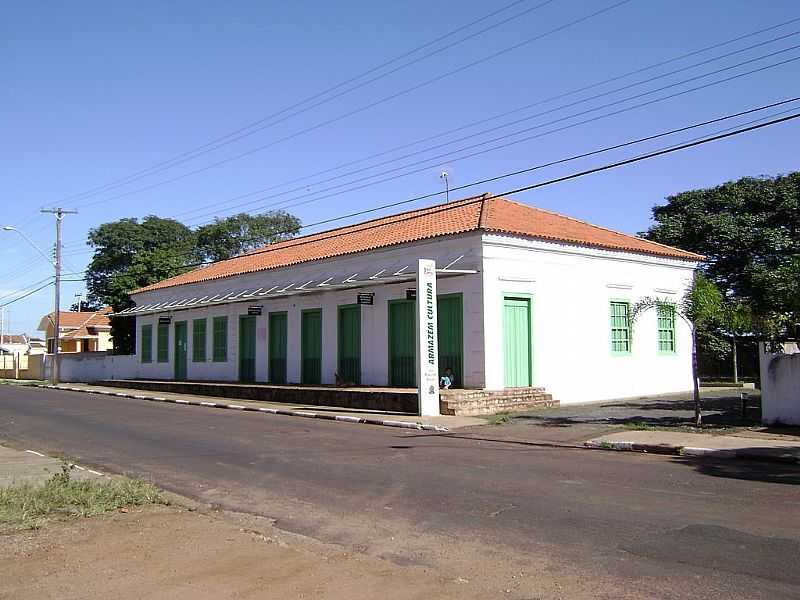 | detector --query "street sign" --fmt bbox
[416,259,439,416]
[158,316,172,325]
[406,288,416,300]
[357,292,374,305]
[247,305,263,316]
